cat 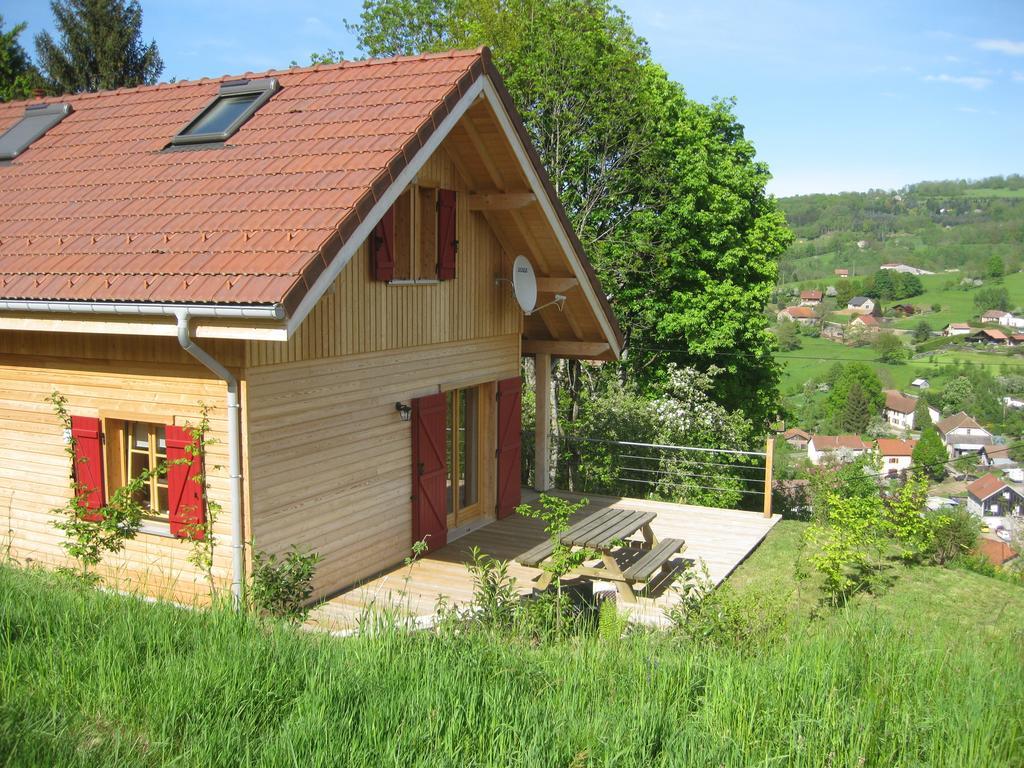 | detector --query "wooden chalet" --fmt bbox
[0,49,624,604]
